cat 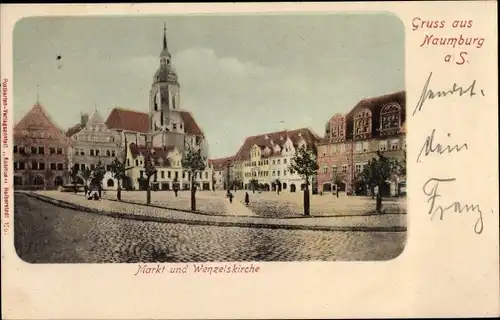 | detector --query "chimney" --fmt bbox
[80,113,89,126]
